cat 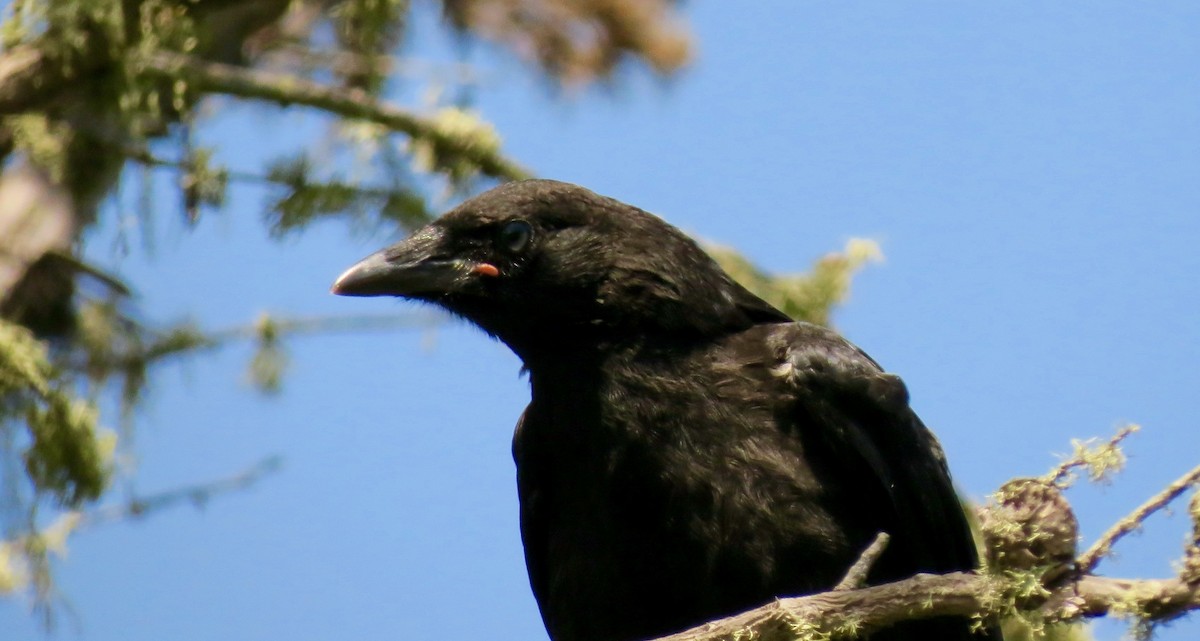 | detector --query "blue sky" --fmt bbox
[4,2,1199,640]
